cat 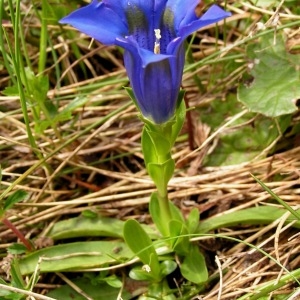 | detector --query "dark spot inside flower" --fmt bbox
[126,5,151,50]
[161,8,176,53]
